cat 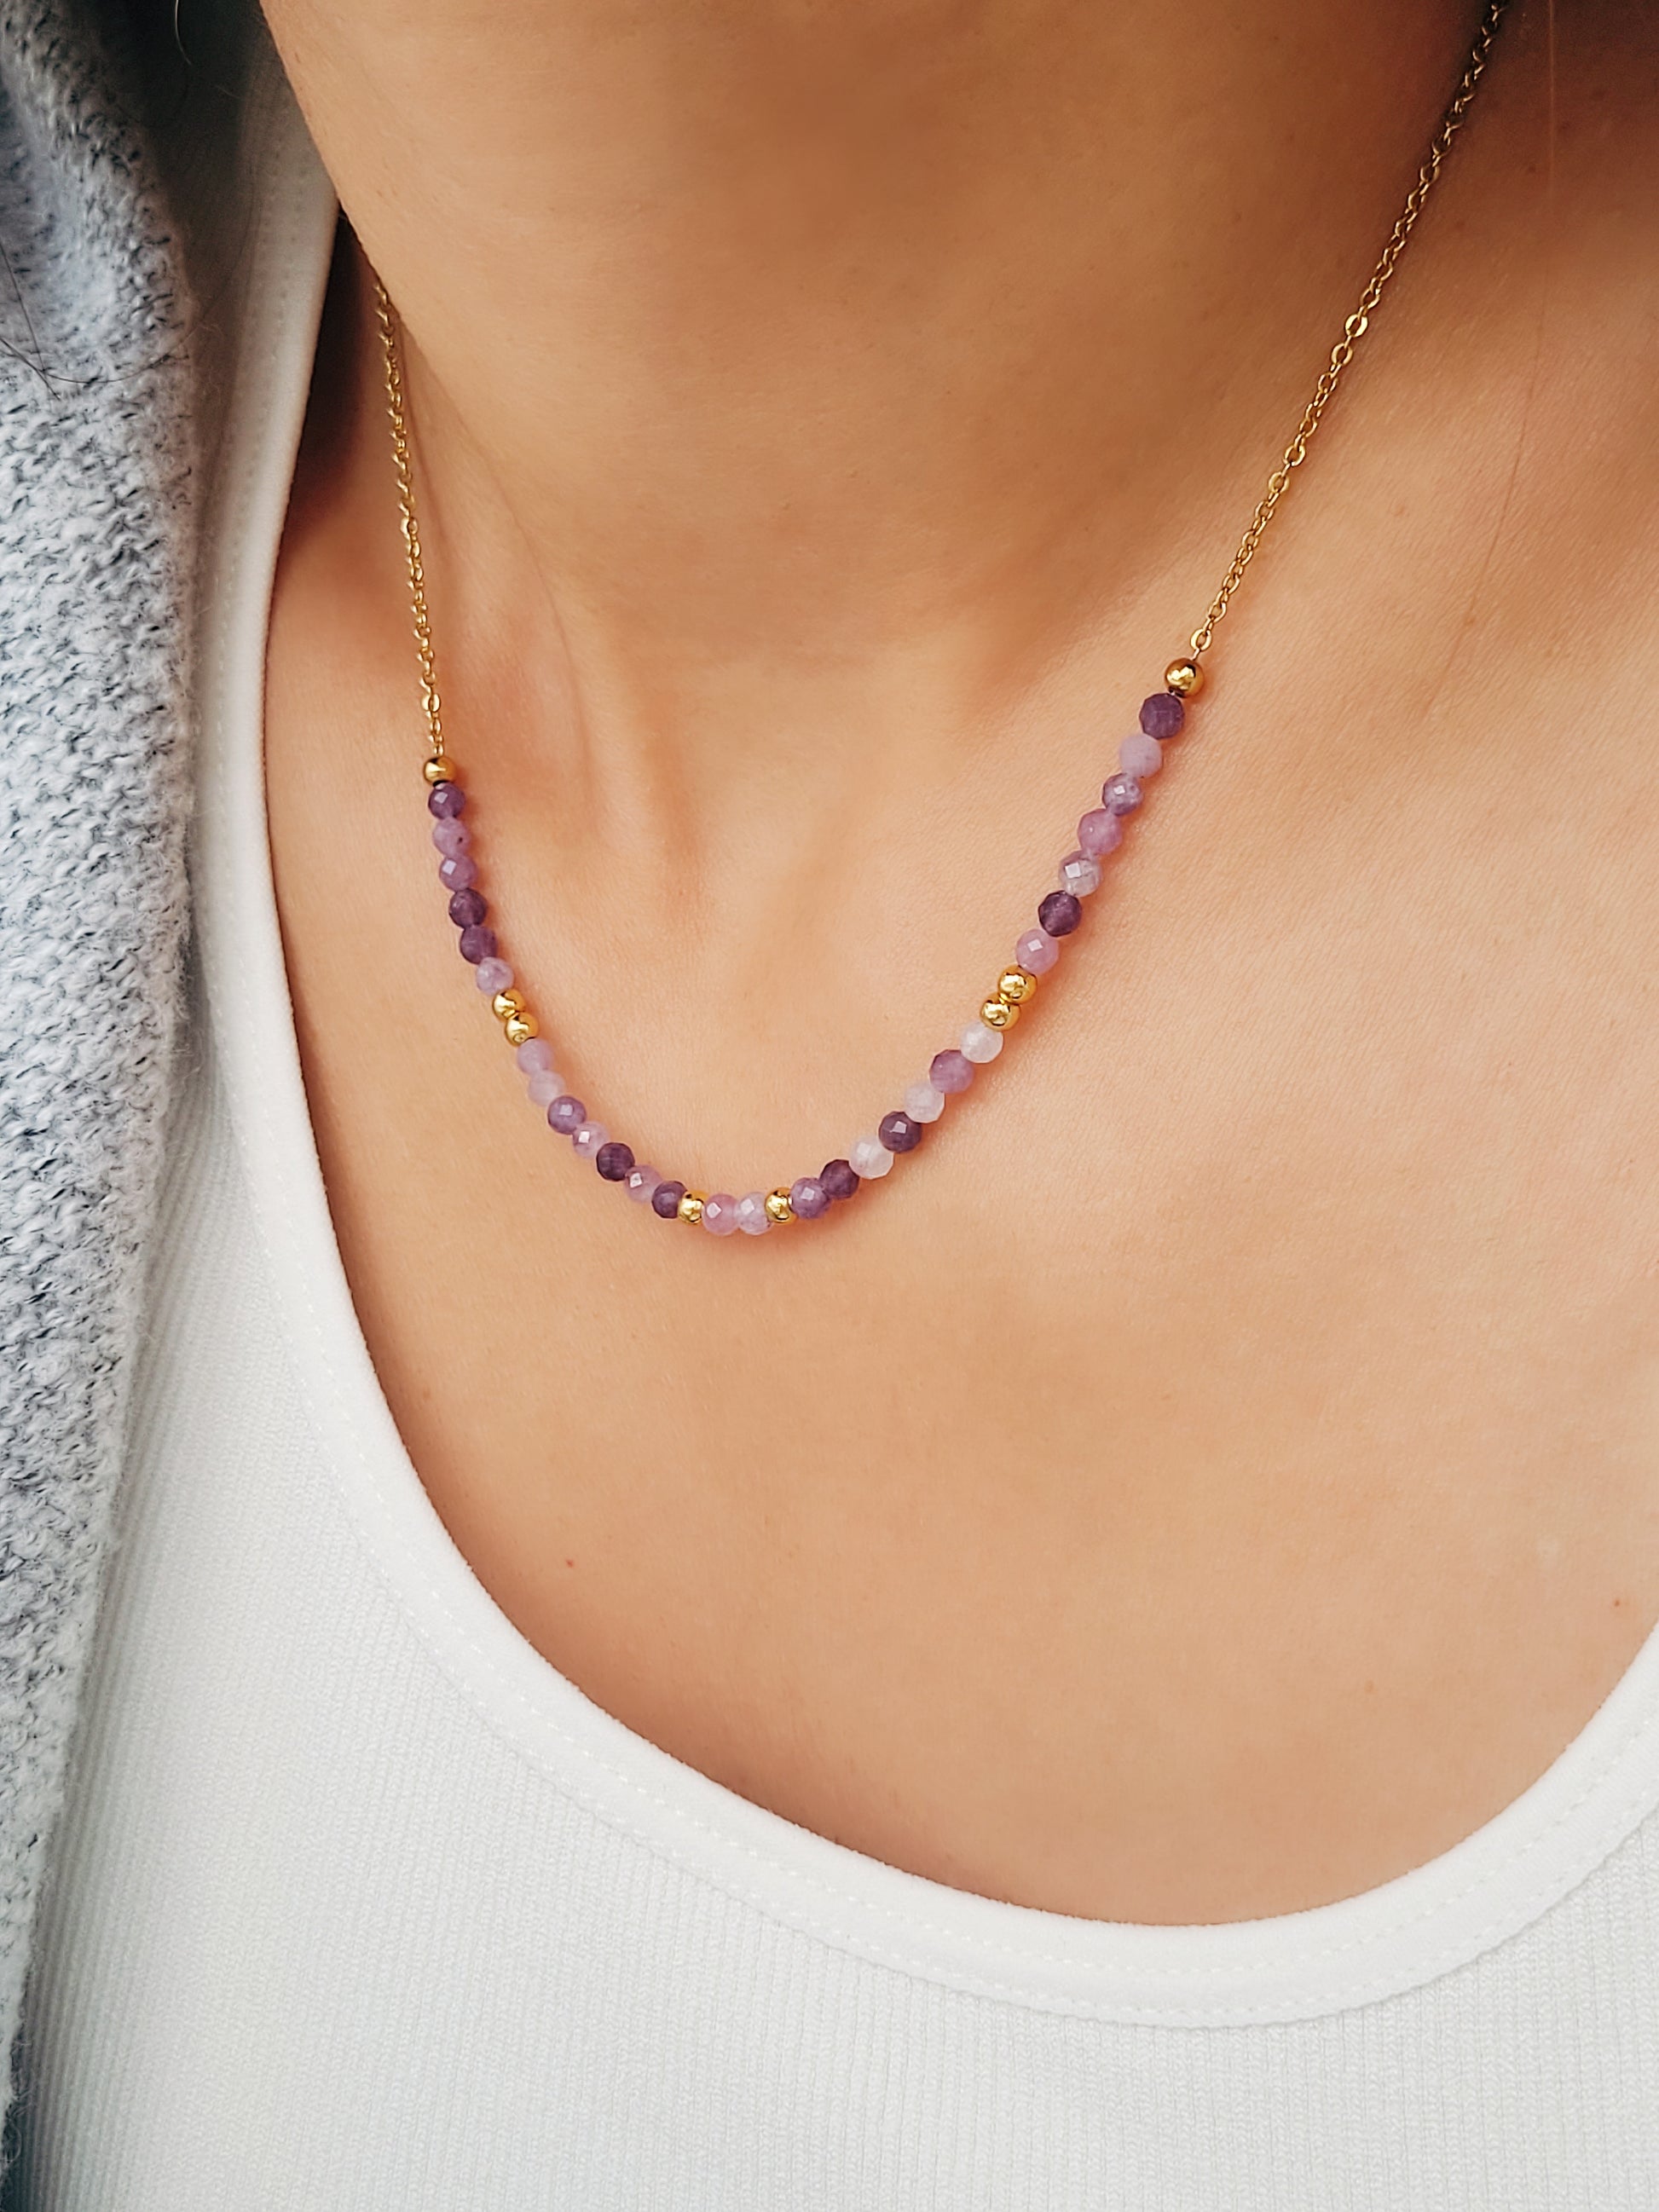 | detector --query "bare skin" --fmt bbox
[261,0,1659,1923]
